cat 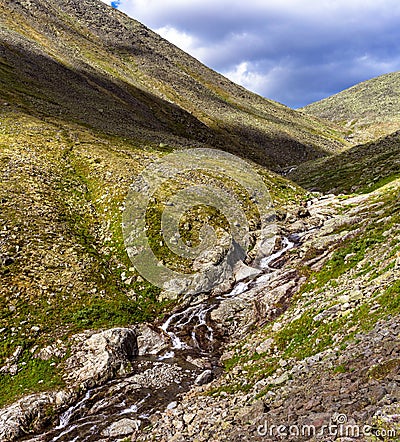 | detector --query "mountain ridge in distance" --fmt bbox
[288,129,400,193]
[302,71,400,144]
